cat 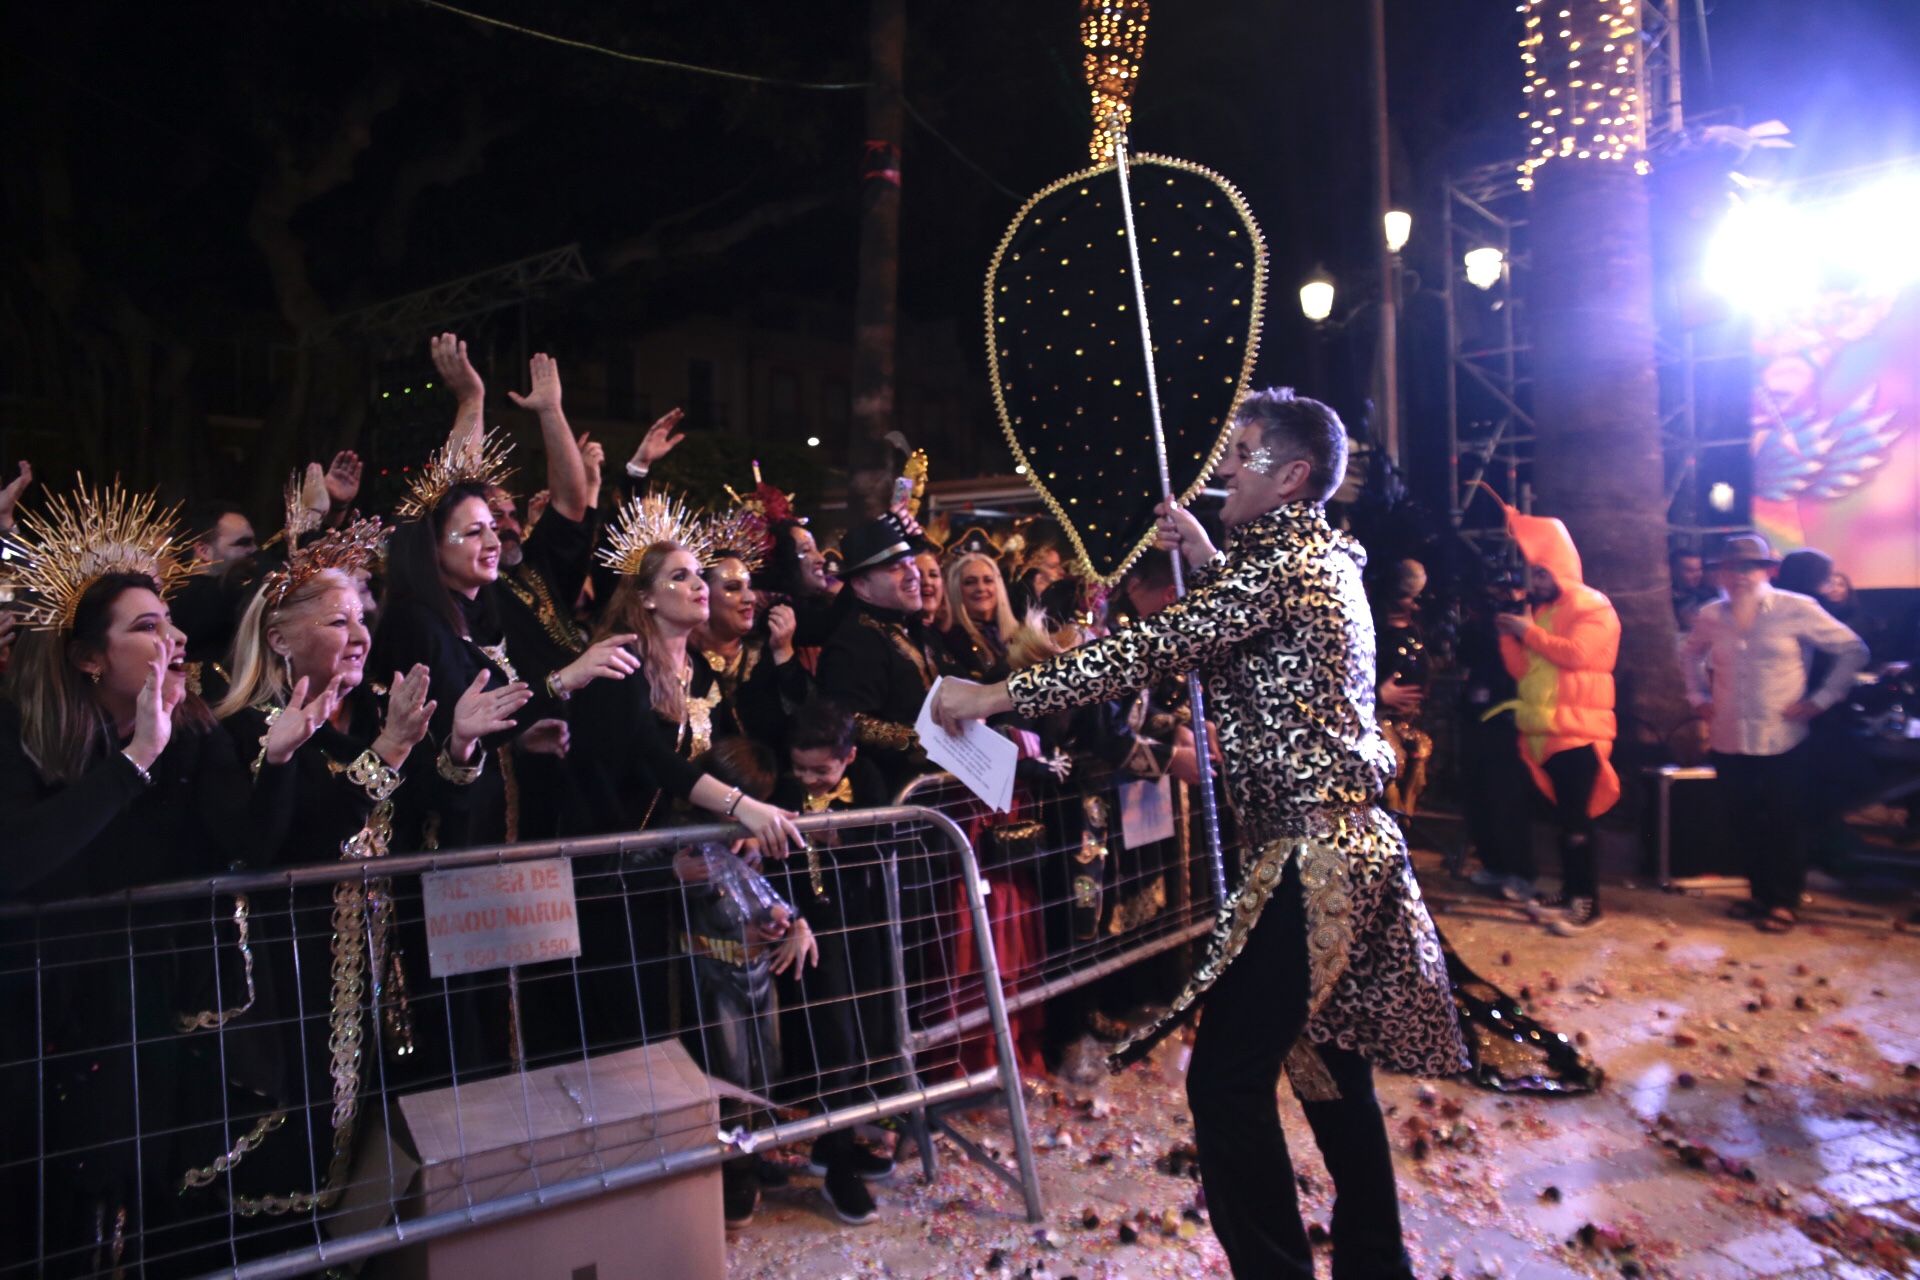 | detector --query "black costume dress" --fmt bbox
[0,705,291,1277]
